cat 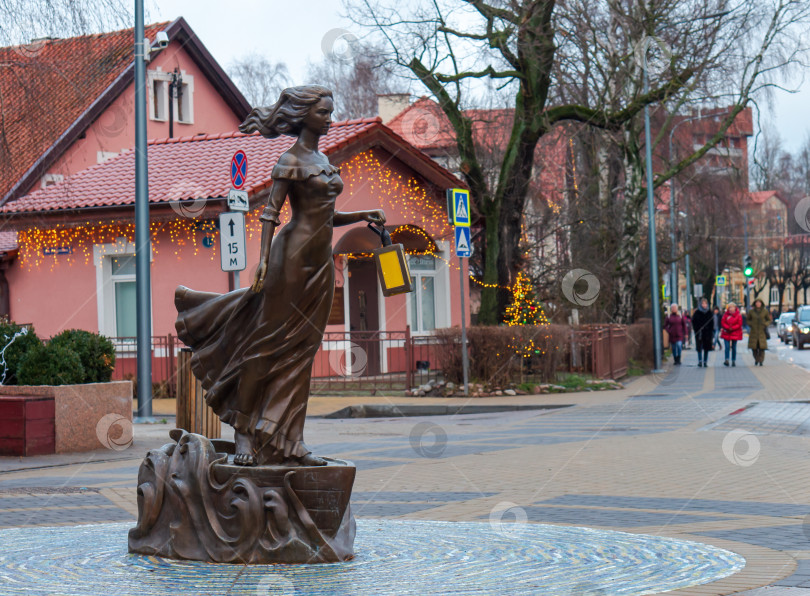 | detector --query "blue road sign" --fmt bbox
[455,226,472,257]
[230,150,248,190]
[451,189,470,226]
